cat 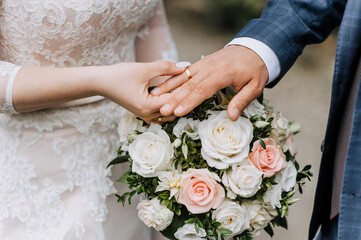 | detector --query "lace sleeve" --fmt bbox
[0,61,22,114]
[135,1,178,63]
